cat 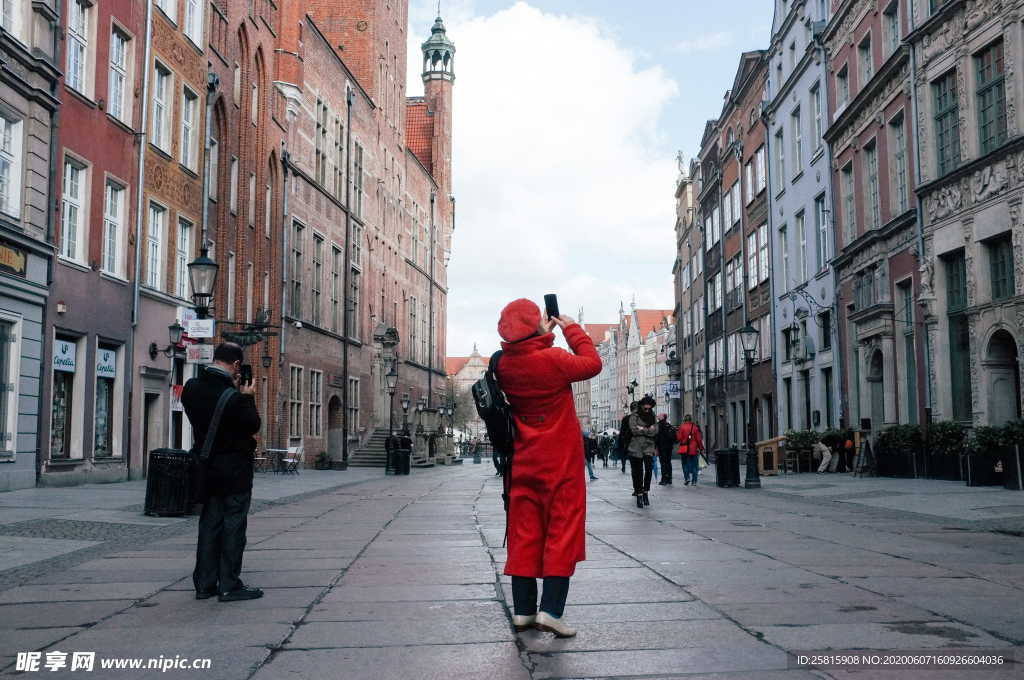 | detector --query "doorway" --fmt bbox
[867,349,884,439]
[142,393,162,478]
[327,396,343,460]
[985,330,1021,425]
